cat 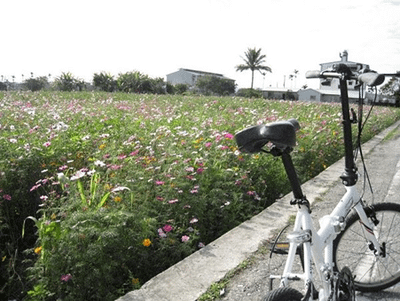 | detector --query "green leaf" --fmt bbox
[97,192,111,209]
[90,173,99,205]
[77,179,87,206]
